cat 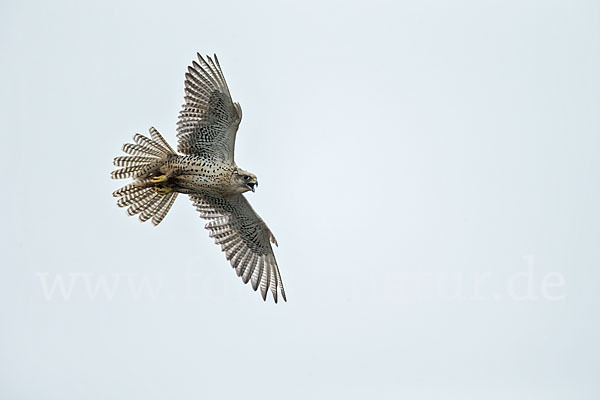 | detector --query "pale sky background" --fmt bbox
[1,0,599,398]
